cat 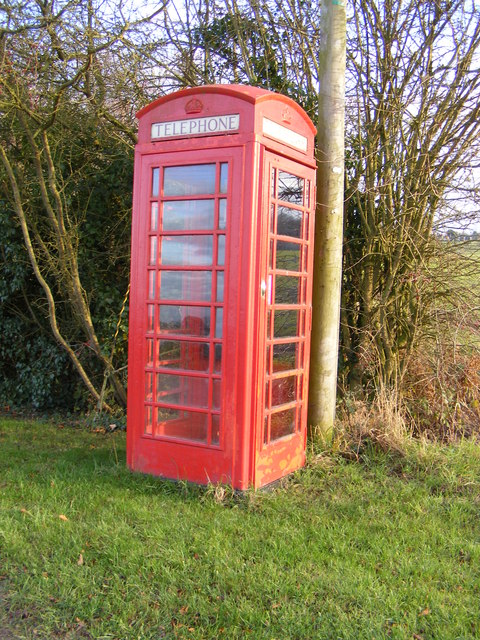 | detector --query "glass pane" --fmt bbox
[220,163,228,193]
[163,200,214,231]
[148,270,156,300]
[211,414,220,445]
[147,304,155,332]
[146,338,154,367]
[156,373,208,408]
[214,344,222,373]
[270,204,275,234]
[152,168,159,197]
[275,276,301,305]
[149,236,158,265]
[212,379,221,410]
[151,202,159,231]
[264,415,269,445]
[276,241,302,272]
[158,340,209,372]
[278,171,304,204]
[265,380,270,409]
[145,372,153,402]
[217,236,225,266]
[157,407,178,425]
[216,272,224,302]
[272,342,300,372]
[277,206,302,239]
[160,236,213,266]
[219,199,227,229]
[303,245,308,272]
[159,271,211,302]
[164,164,216,196]
[272,375,297,407]
[159,305,210,337]
[145,406,153,435]
[215,308,223,338]
[267,310,272,339]
[274,310,299,338]
[271,168,276,197]
[157,409,207,443]
[265,345,271,374]
[304,212,309,241]
[270,408,296,441]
